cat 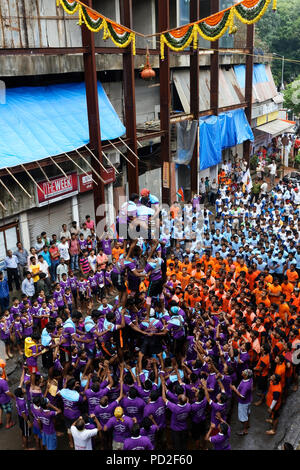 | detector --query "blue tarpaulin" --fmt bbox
[0,82,126,169]
[199,108,254,171]
[234,63,269,89]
